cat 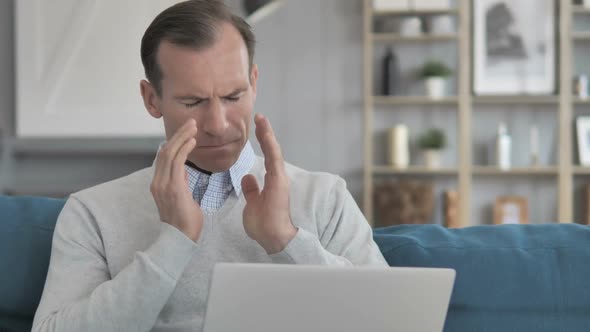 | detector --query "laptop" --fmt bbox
[202,263,455,332]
